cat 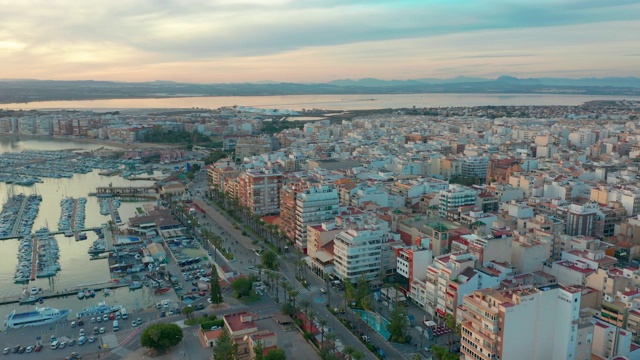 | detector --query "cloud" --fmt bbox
[0,0,639,81]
